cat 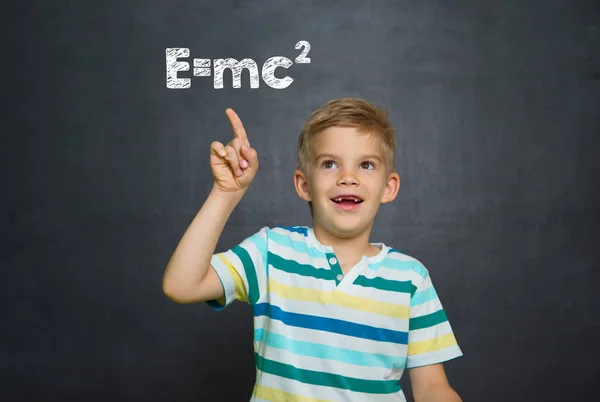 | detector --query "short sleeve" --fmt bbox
[406,266,463,369]
[206,226,268,311]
